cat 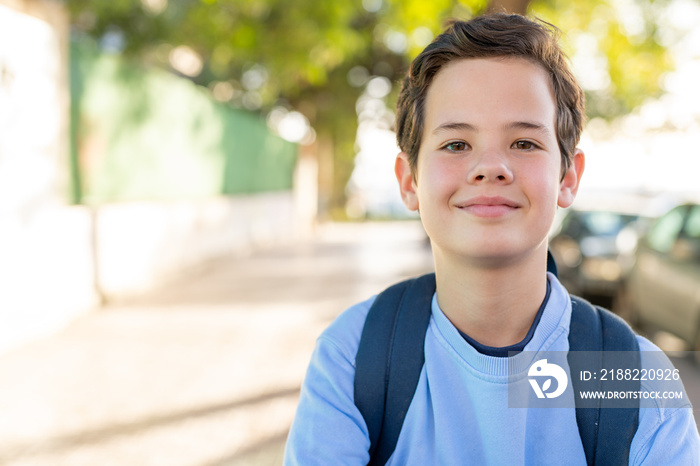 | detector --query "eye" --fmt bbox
[442,141,468,152]
[513,140,539,151]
